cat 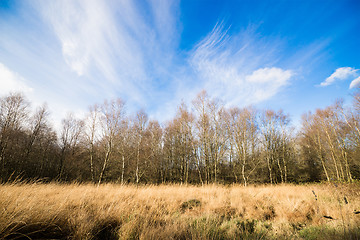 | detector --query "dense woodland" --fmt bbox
[1,90,360,185]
